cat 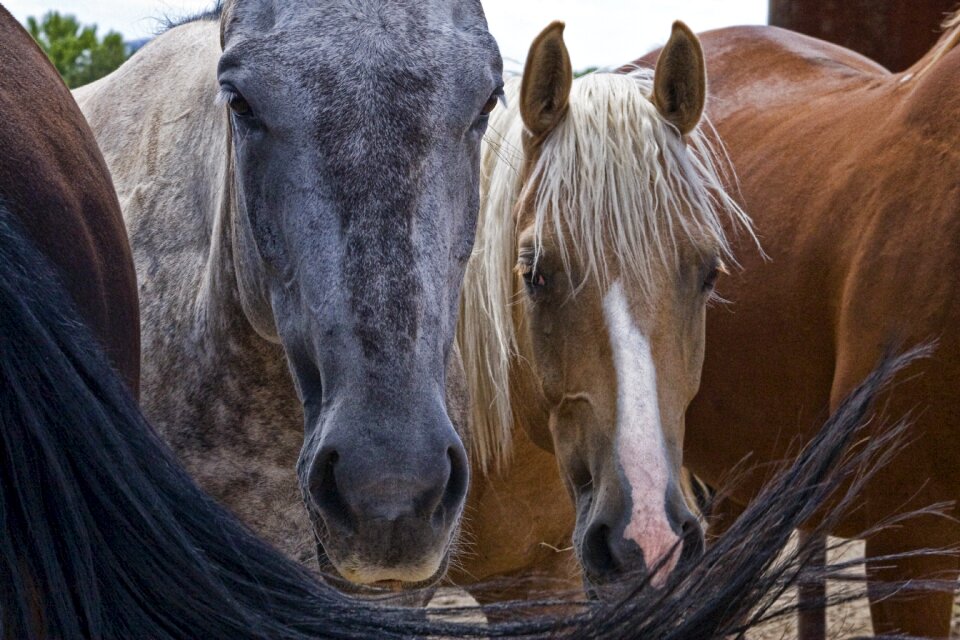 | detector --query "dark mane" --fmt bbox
[0,194,927,638]
[161,1,223,33]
